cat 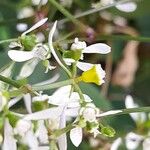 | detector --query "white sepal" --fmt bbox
[83,43,111,54]
[8,50,34,62]
[22,18,48,36]
[70,127,83,147]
